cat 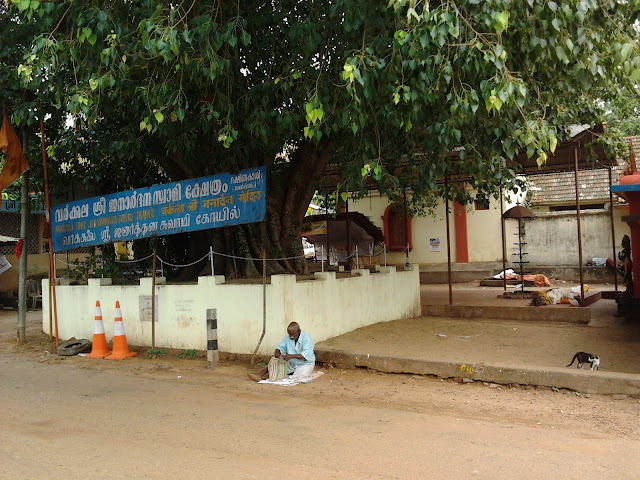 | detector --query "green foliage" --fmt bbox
[177,349,197,359]
[61,258,91,284]
[603,89,640,138]
[146,348,167,359]
[62,246,127,284]
[310,191,337,214]
[2,0,639,242]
